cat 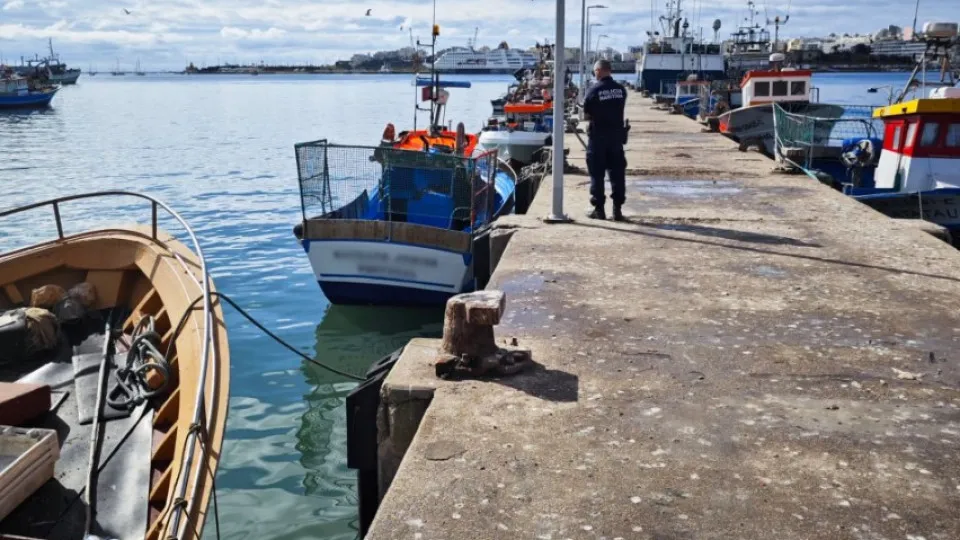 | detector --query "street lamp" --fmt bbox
[867,85,895,105]
[580,4,607,102]
[587,23,604,71]
[595,34,609,62]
